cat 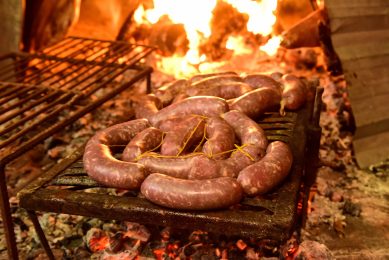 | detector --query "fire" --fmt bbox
[134,0,279,77]
[259,36,281,56]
